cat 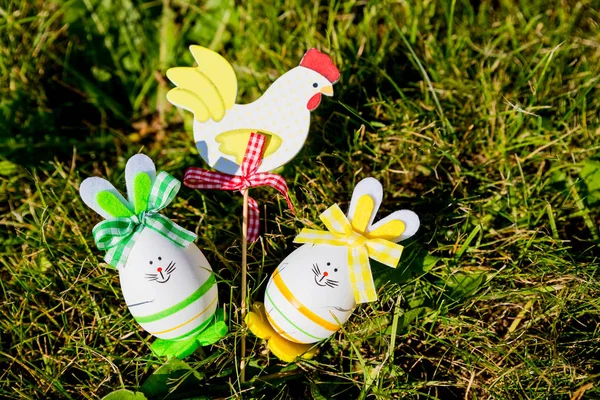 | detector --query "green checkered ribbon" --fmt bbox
[92,171,196,269]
